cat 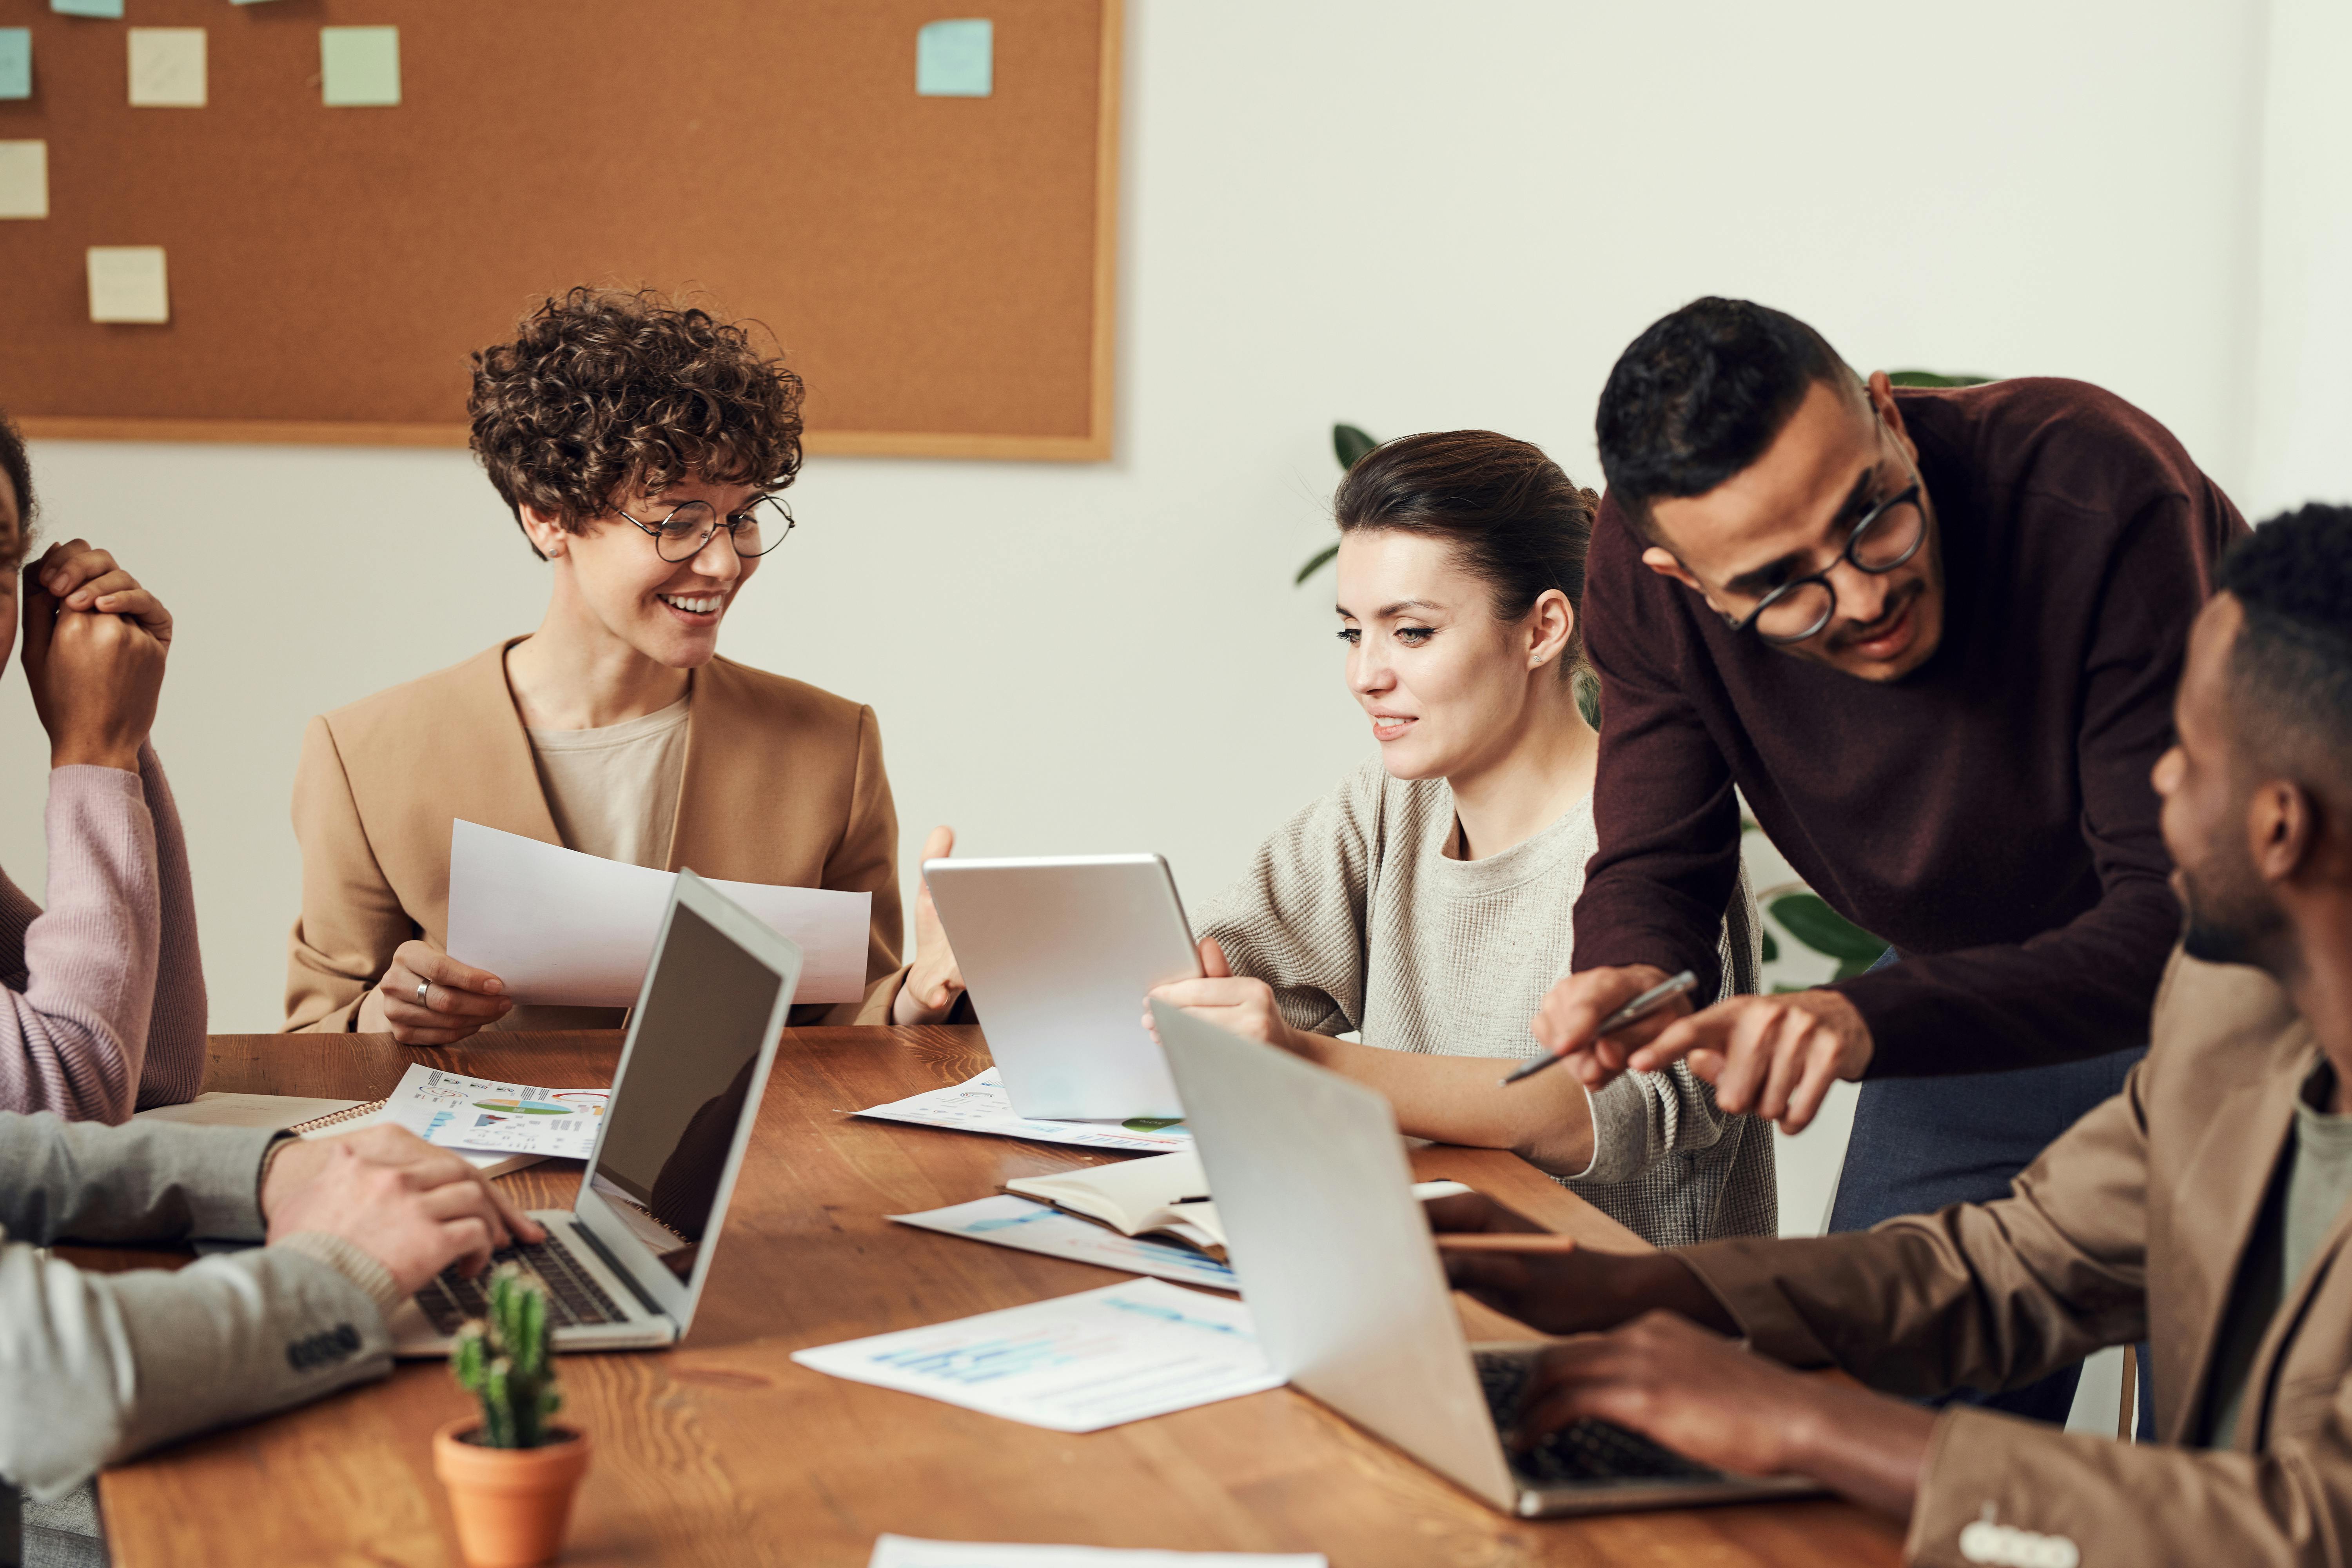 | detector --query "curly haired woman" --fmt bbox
[282,290,964,1040]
